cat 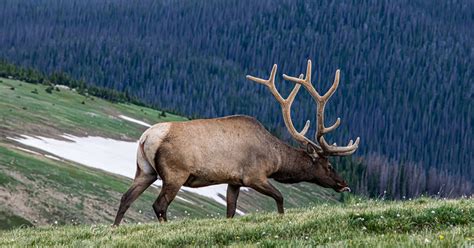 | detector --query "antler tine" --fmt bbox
[247,68,322,151]
[320,69,340,100]
[246,64,285,104]
[283,60,322,101]
[319,137,360,156]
